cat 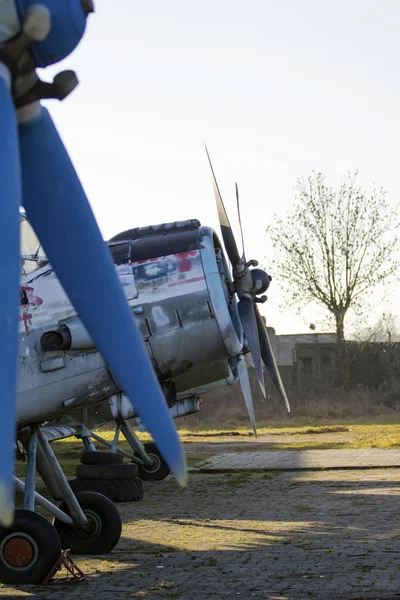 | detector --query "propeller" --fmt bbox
[236,355,257,436]
[235,182,246,262]
[205,147,291,433]
[0,71,20,527]
[255,305,290,412]
[0,3,52,527]
[238,294,265,398]
[205,146,241,267]
[18,106,187,487]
